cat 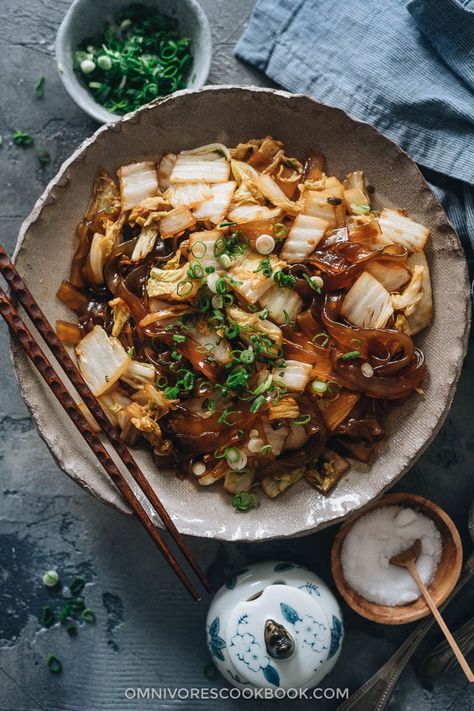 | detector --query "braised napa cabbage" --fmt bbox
[61,135,432,506]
